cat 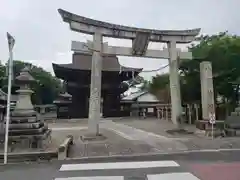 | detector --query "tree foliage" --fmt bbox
[180,32,240,104]
[141,73,170,103]
[0,60,62,104]
[146,32,240,106]
[150,73,169,93]
[127,75,145,87]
